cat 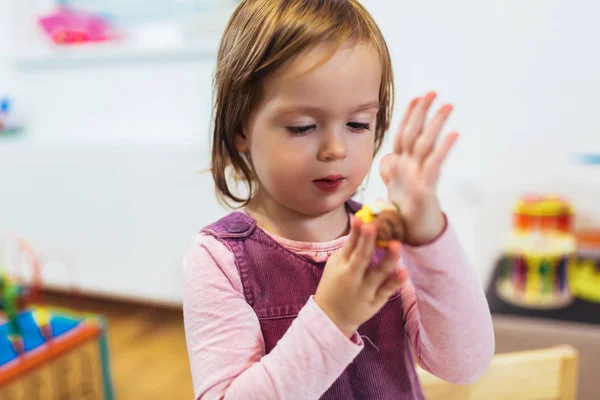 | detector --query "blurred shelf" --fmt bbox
[14,39,219,69]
